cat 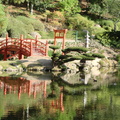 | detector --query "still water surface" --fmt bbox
[0,67,120,120]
